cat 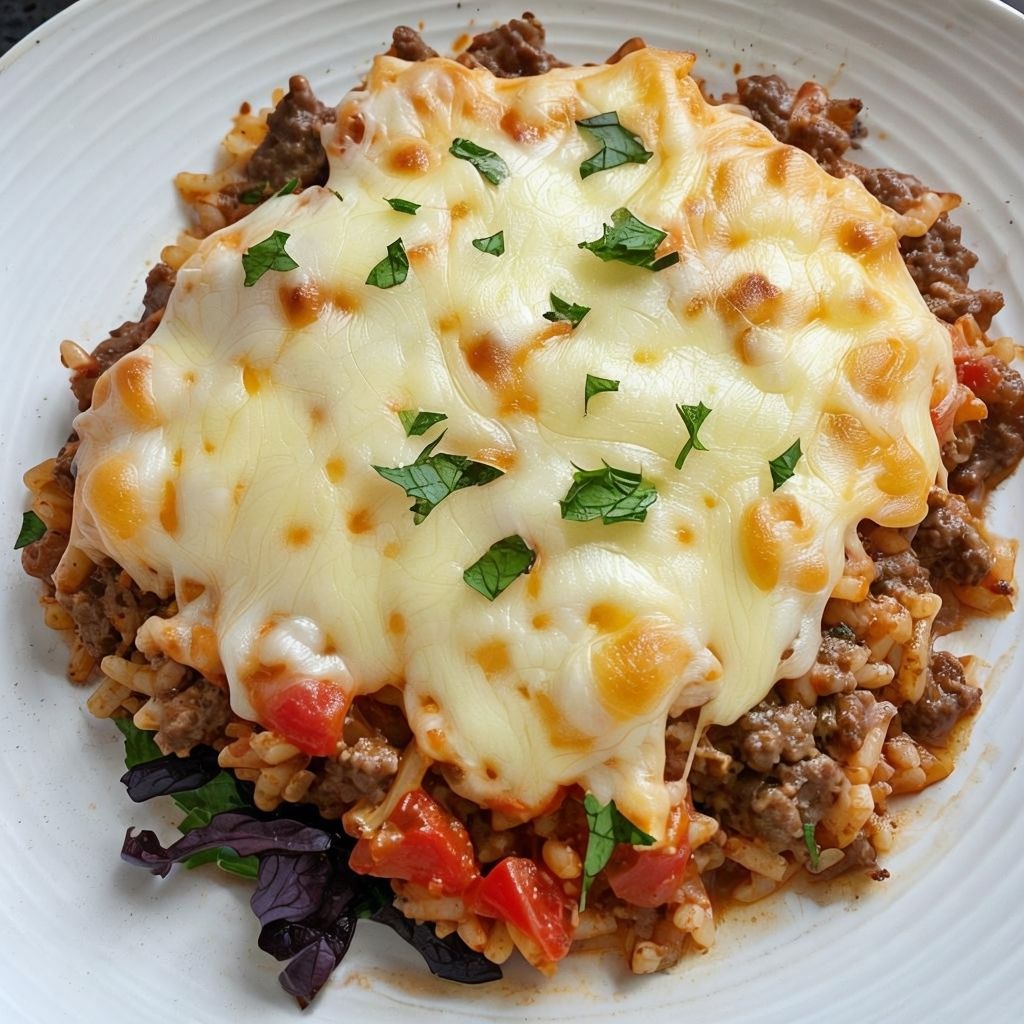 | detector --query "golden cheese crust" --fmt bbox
[59,49,955,838]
